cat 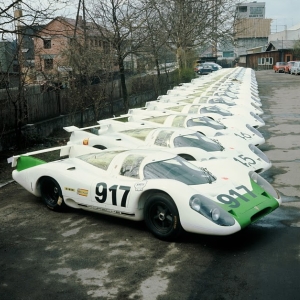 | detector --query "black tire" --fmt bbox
[40,177,66,211]
[144,193,183,241]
